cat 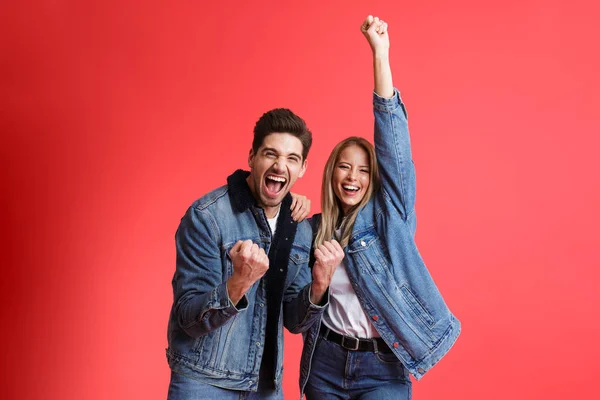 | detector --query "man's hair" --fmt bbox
[252,108,313,160]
